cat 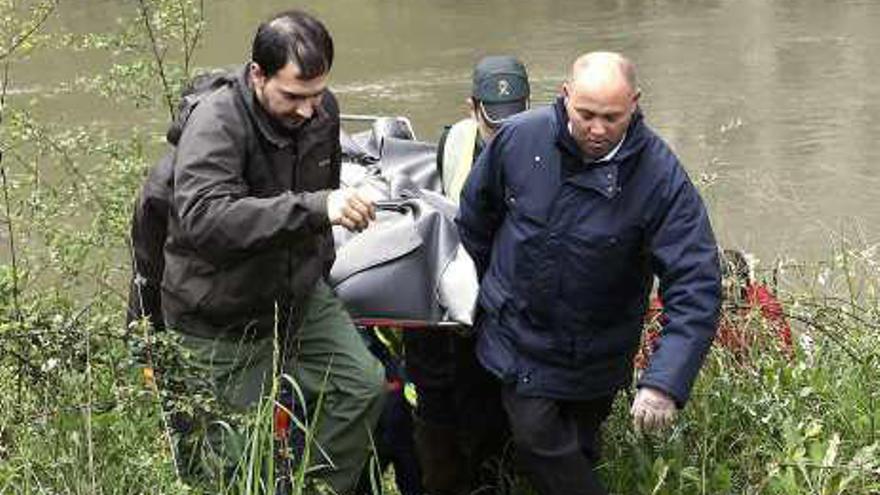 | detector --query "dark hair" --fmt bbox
[251,10,334,79]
